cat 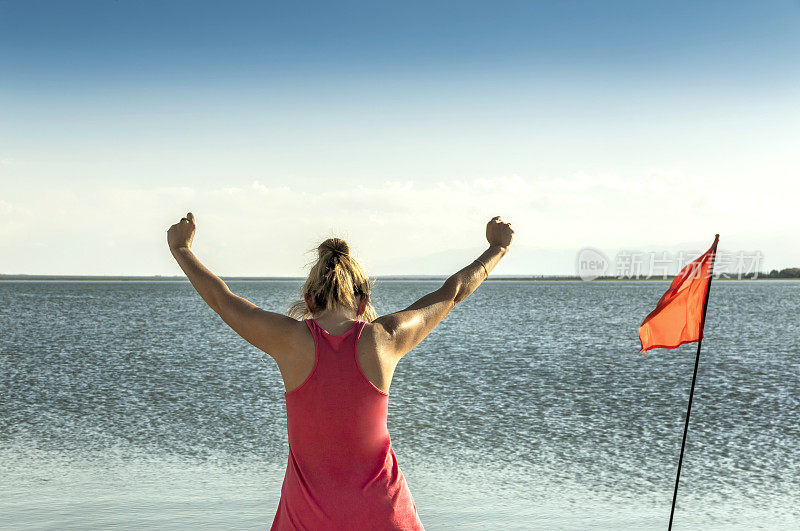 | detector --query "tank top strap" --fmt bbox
[304,318,366,353]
